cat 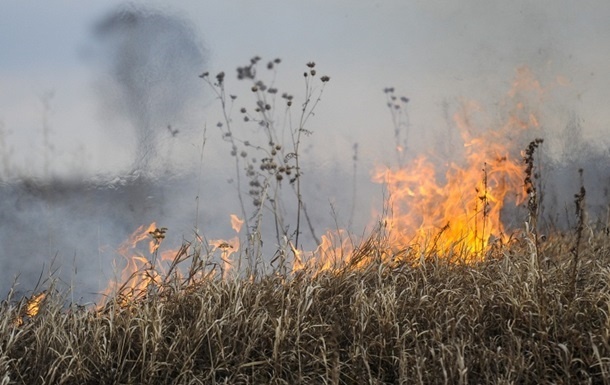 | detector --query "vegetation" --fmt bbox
[3,229,610,384]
